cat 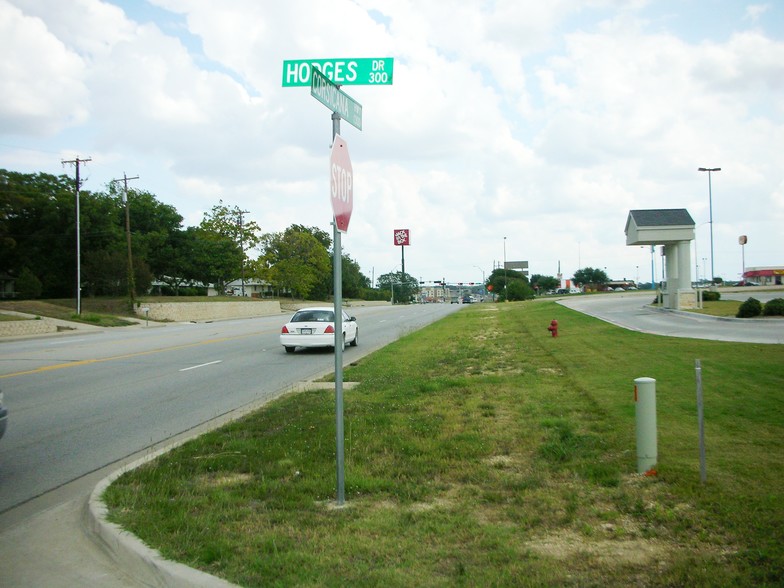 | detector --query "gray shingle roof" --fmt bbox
[628,209,694,227]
